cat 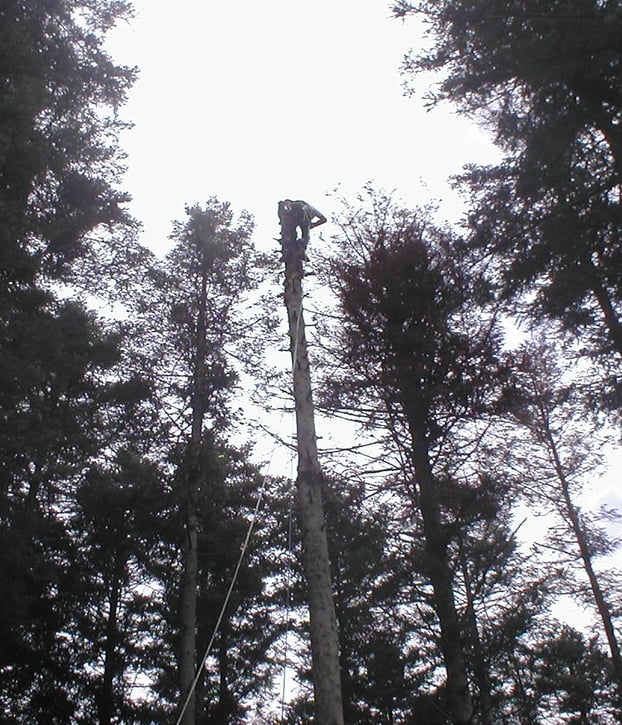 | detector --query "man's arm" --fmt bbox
[305,203,327,229]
